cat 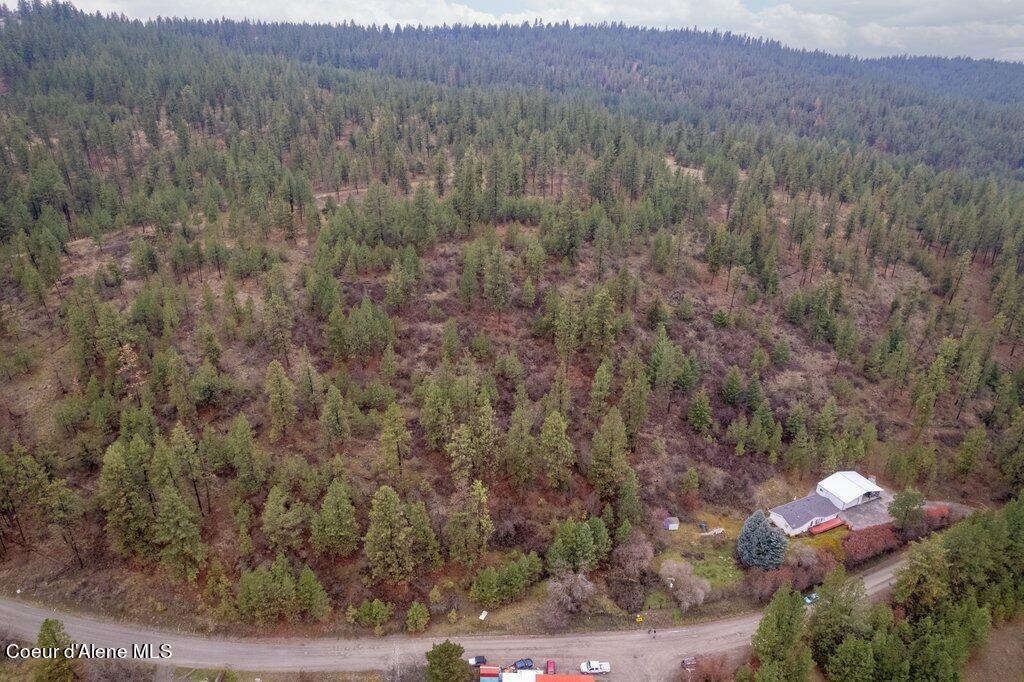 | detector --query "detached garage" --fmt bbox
[816,471,883,511]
